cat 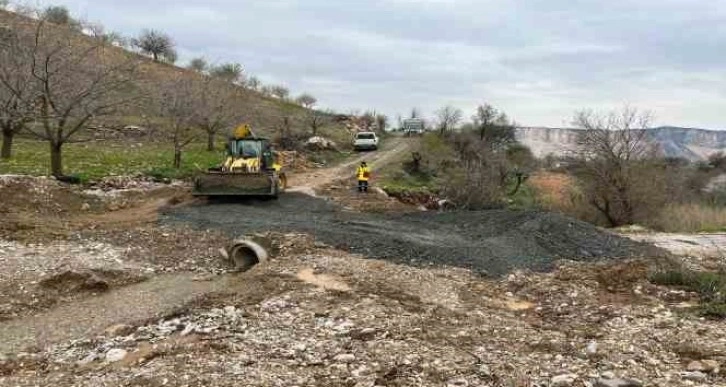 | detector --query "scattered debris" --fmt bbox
[305,136,337,151]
